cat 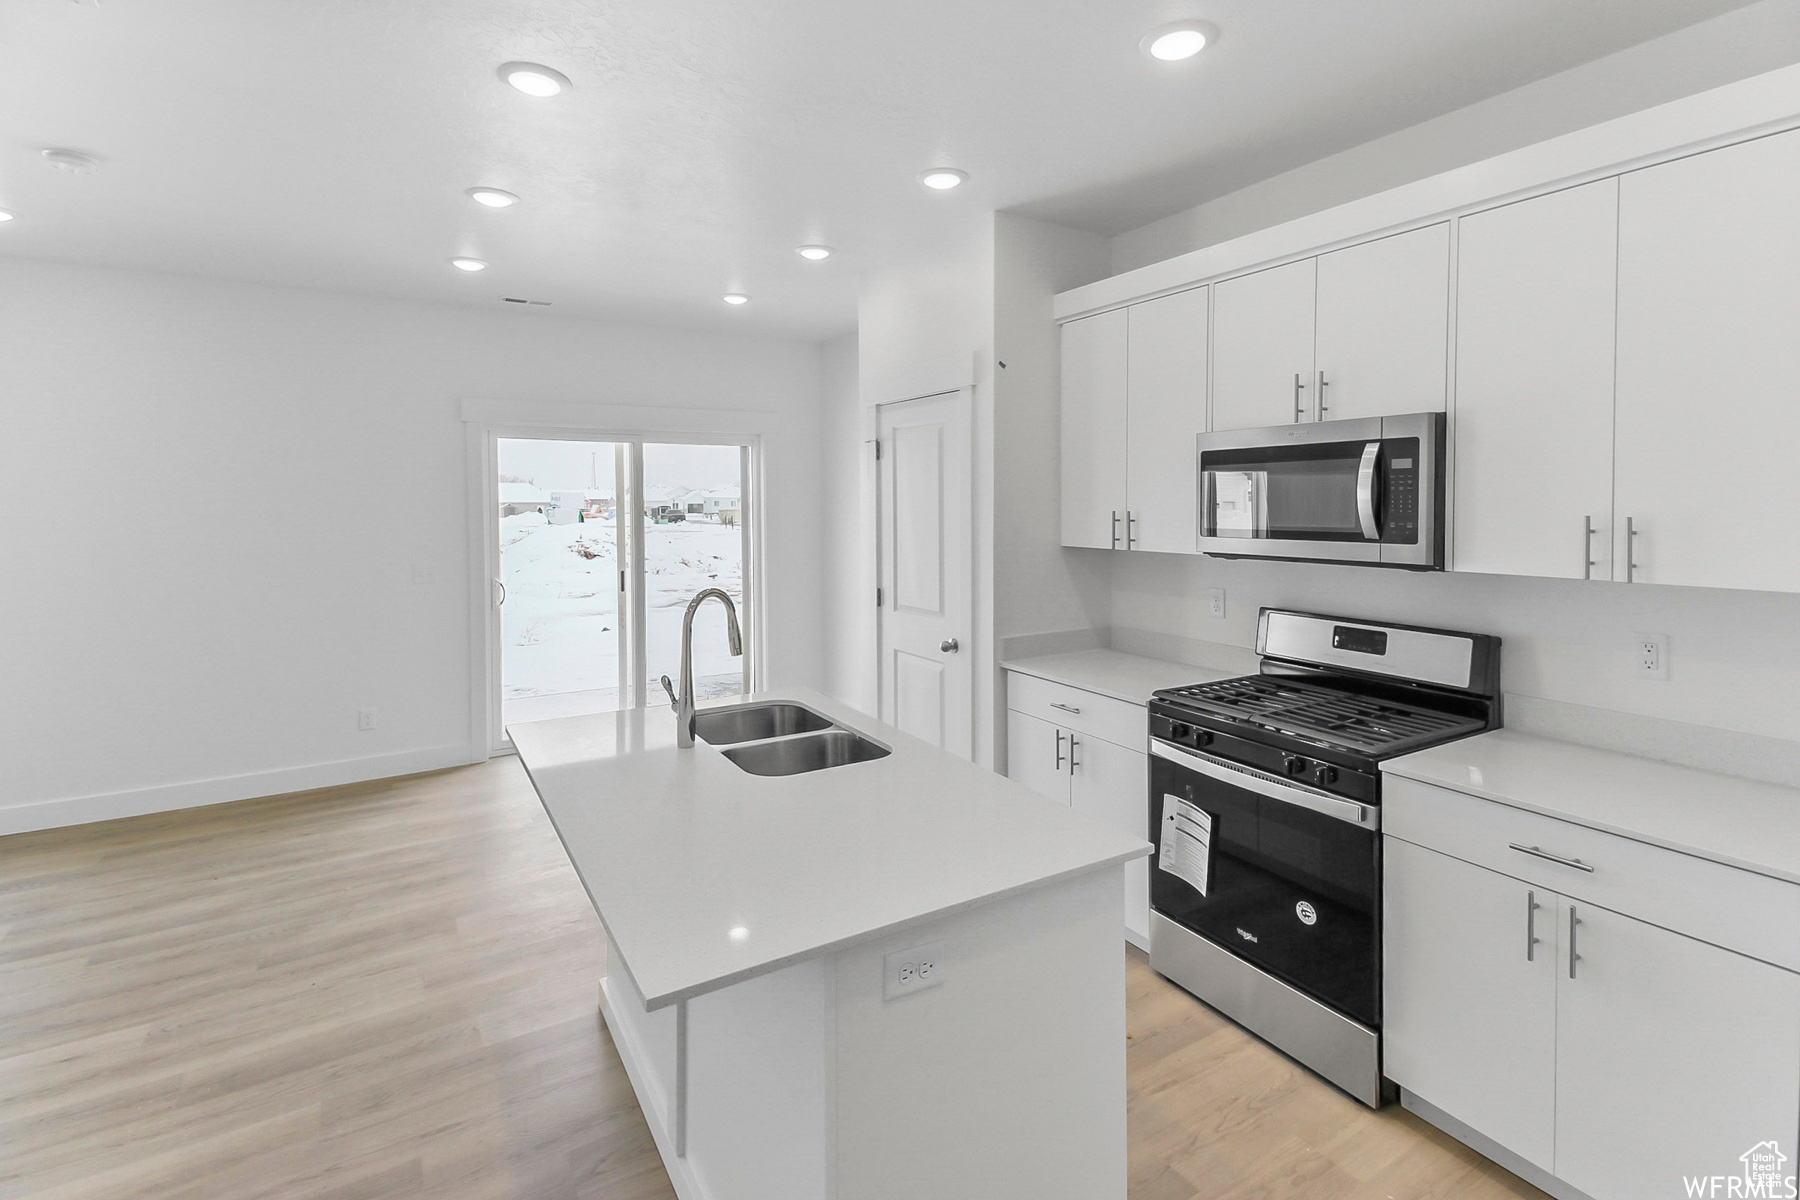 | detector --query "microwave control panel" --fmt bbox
[1382,438,1421,544]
